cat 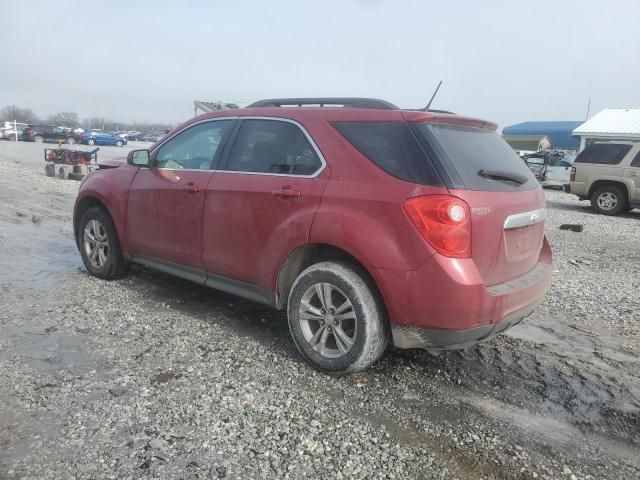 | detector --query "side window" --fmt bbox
[155,120,232,170]
[630,151,640,168]
[332,121,441,185]
[223,119,321,175]
[575,143,632,165]
[292,137,322,175]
